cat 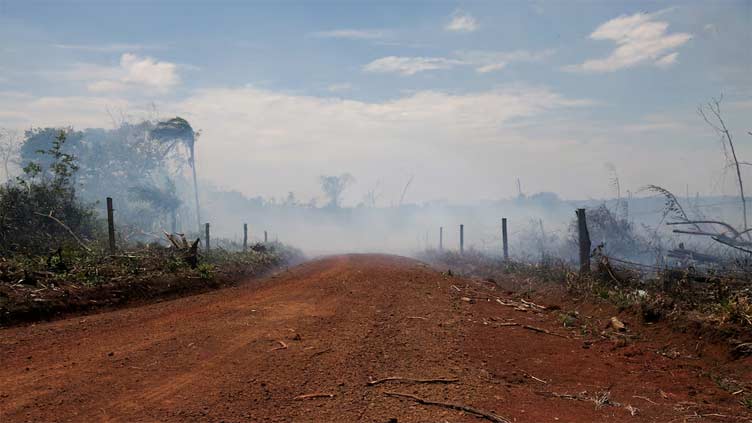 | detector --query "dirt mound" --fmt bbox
[1,254,749,422]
